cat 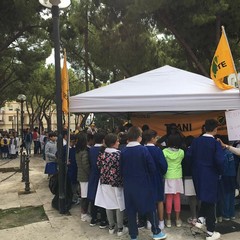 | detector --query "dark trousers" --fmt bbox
[34,141,40,154]
[128,210,160,239]
[90,201,107,222]
[81,198,89,214]
[198,201,216,232]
